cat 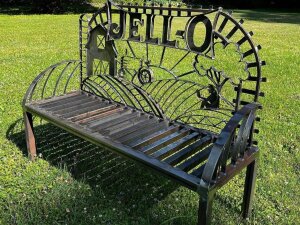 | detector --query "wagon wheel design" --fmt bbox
[138,67,153,84]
